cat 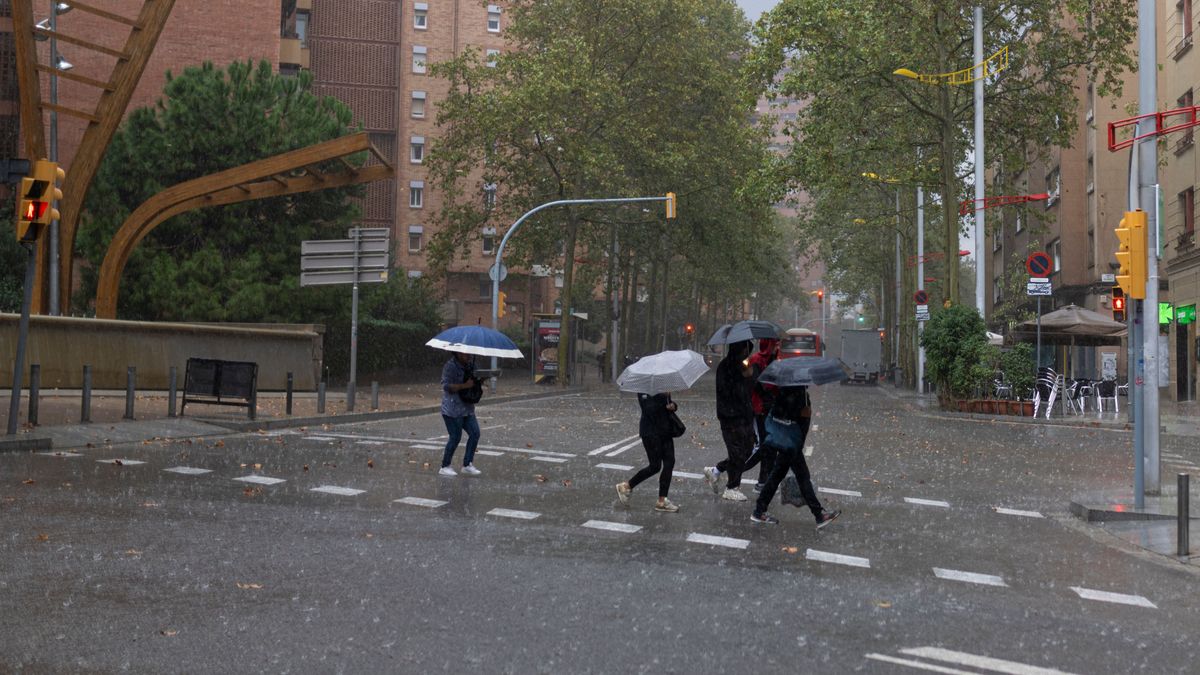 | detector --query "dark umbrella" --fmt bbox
[706,320,784,346]
[757,356,849,387]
